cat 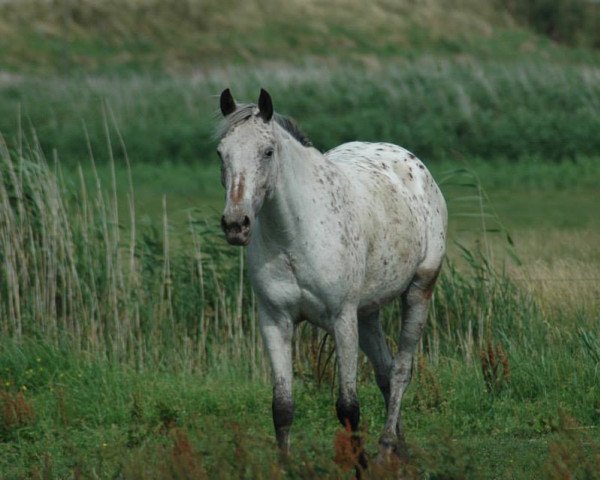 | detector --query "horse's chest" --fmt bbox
[247,249,301,311]
[248,245,355,331]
